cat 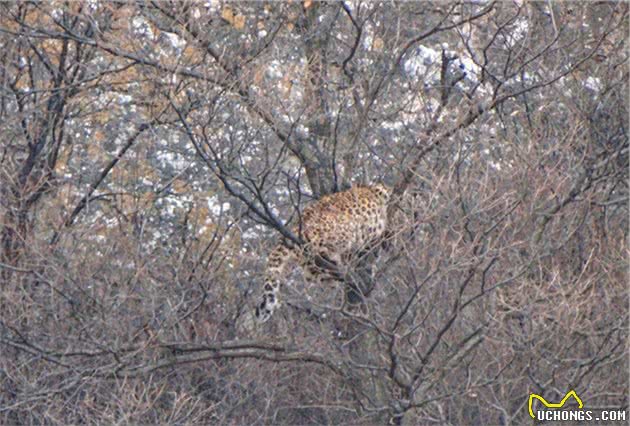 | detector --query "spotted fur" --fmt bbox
[255,184,392,323]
